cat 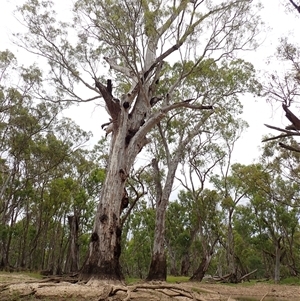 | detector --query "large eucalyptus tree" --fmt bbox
[16,0,262,282]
